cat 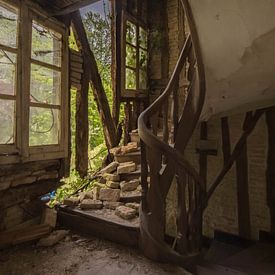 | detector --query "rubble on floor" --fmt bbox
[62,131,143,221]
